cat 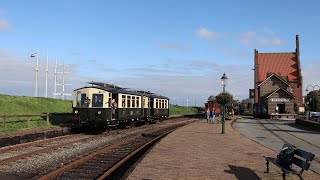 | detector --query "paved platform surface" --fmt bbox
[233,118,320,174]
[127,118,320,180]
